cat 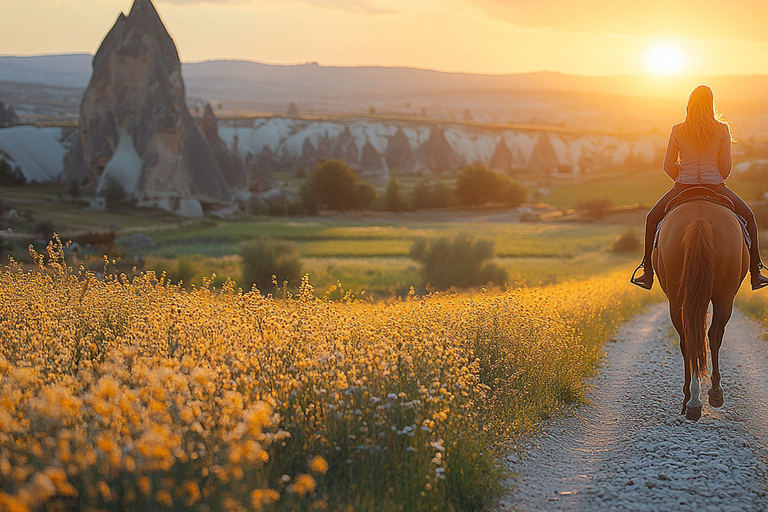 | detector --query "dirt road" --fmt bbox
[501,303,768,512]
